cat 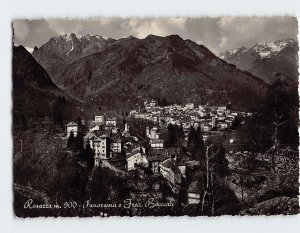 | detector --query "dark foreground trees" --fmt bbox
[241,79,298,151]
[166,123,184,147]
[187,126,205,162]
[238,79,298,171]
